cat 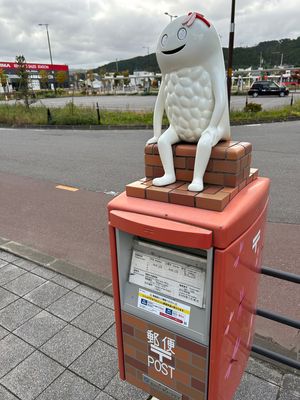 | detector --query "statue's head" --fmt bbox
[156,12,220,74]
